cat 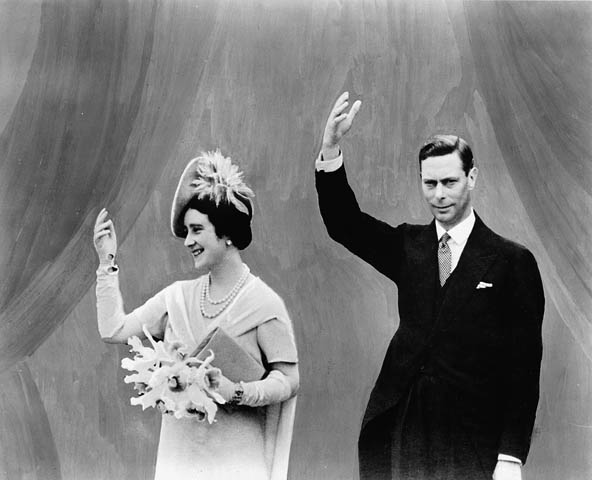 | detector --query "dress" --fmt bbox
[96,268,298,480]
